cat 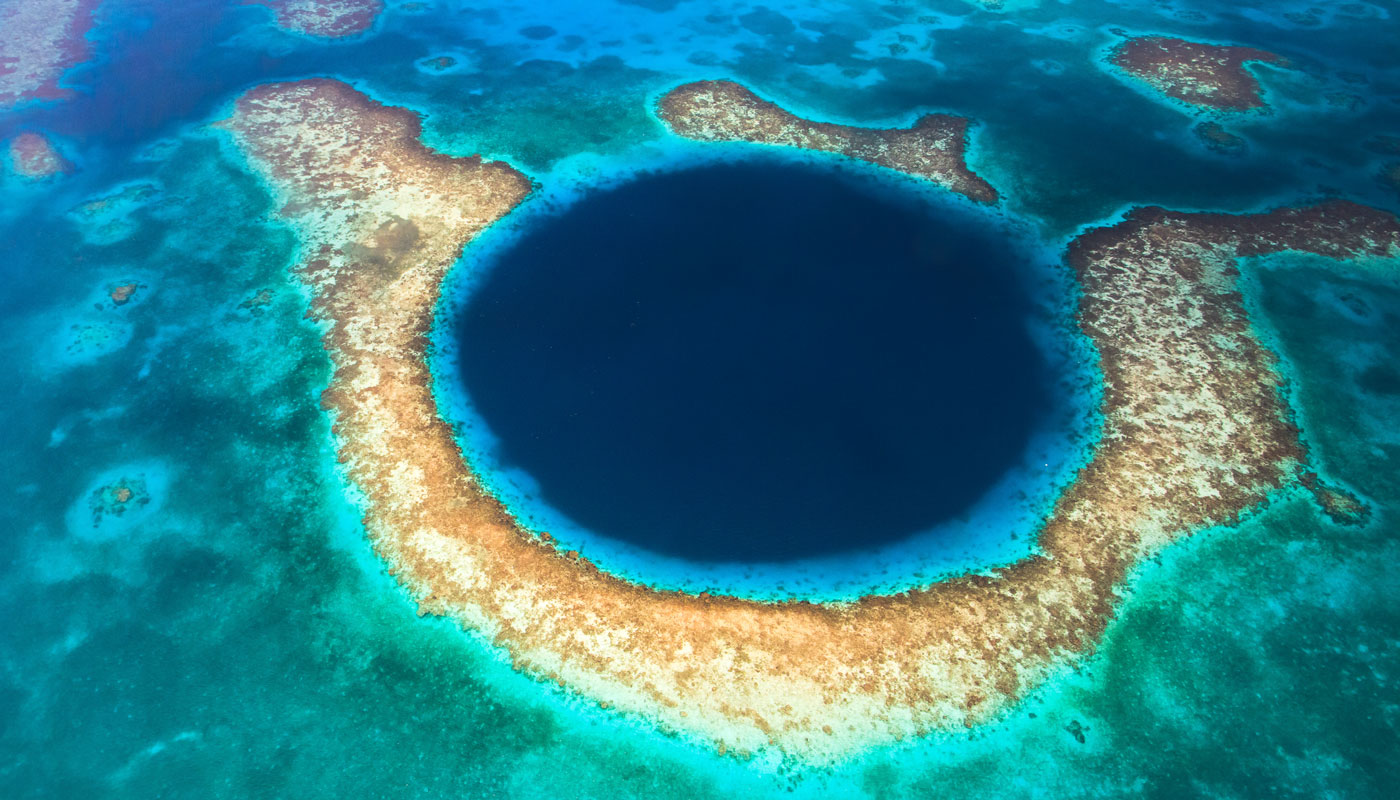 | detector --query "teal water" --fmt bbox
[3,0,1400,796]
